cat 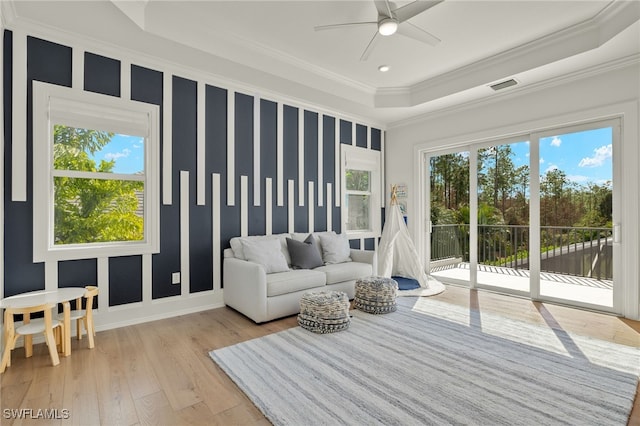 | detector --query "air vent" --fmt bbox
[489,79,518,91]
